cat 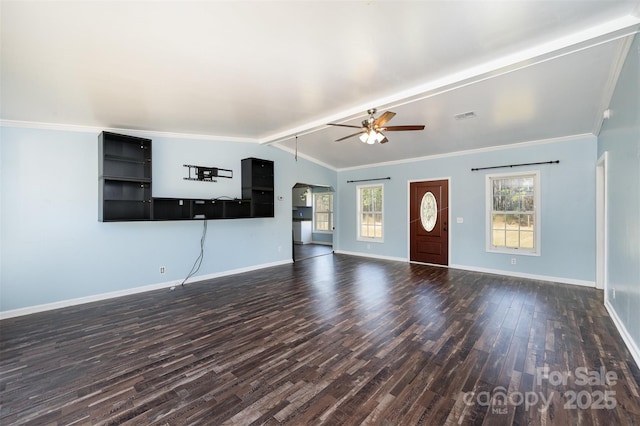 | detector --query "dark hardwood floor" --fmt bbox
[1,254,639,425]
